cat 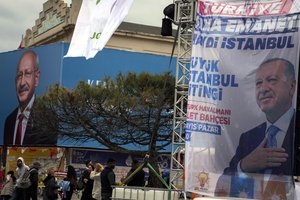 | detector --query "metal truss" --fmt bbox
[170,0,197,190]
